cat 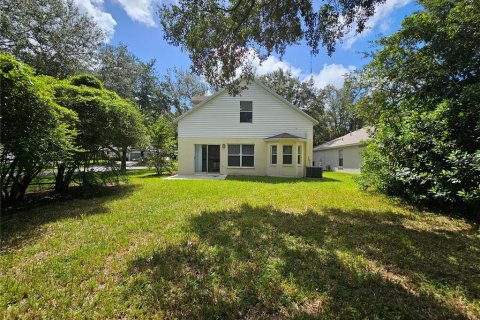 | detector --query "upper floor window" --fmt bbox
[240,101,252,123]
